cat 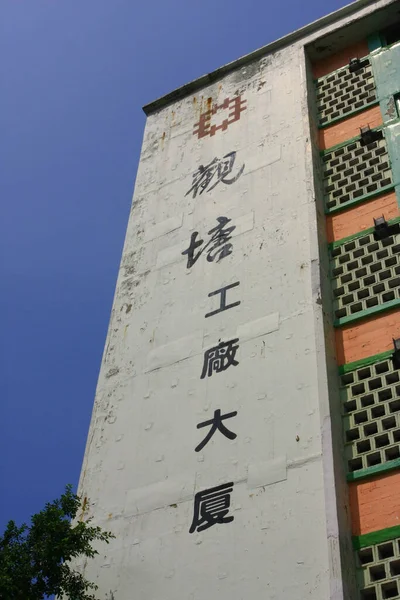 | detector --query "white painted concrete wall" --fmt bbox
[76,4,396,596]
